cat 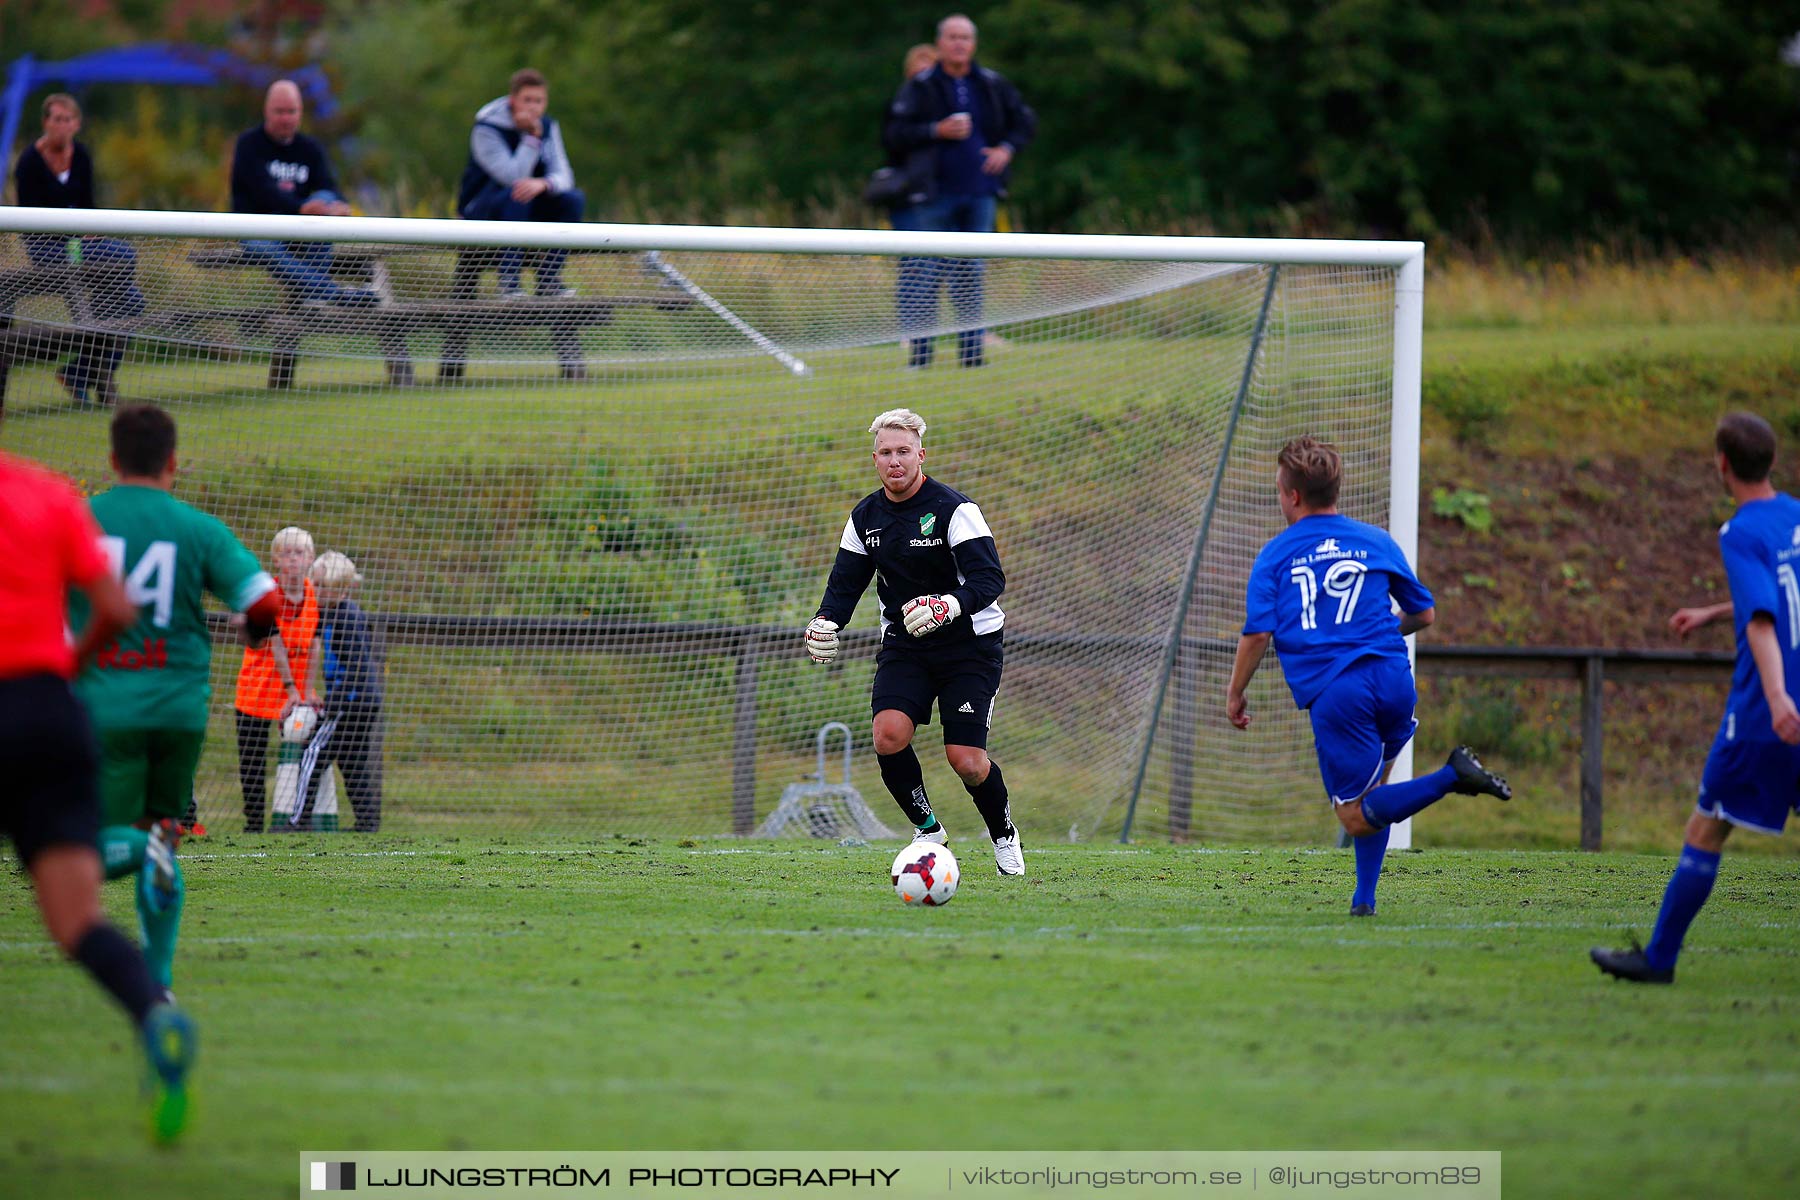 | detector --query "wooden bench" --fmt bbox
[190,244,690,387]
[188,244,411,387]
[0,261,133,411]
